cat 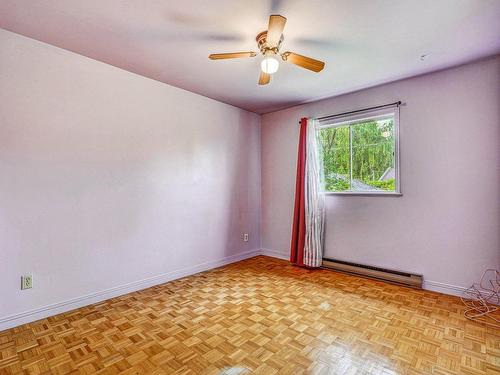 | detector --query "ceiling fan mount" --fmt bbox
[209,15,325,85]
